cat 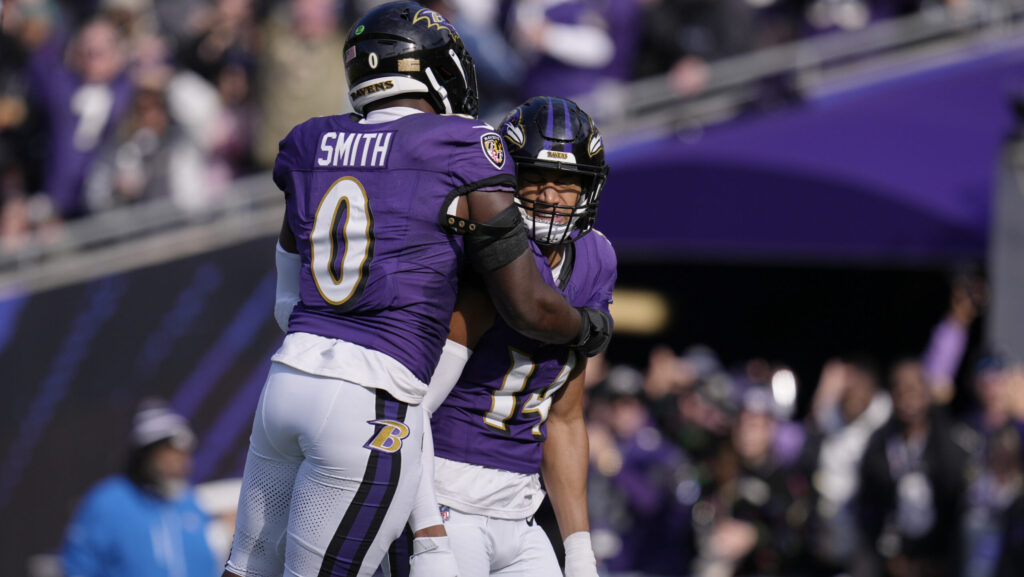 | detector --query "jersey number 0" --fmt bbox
[310,177,375,311]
